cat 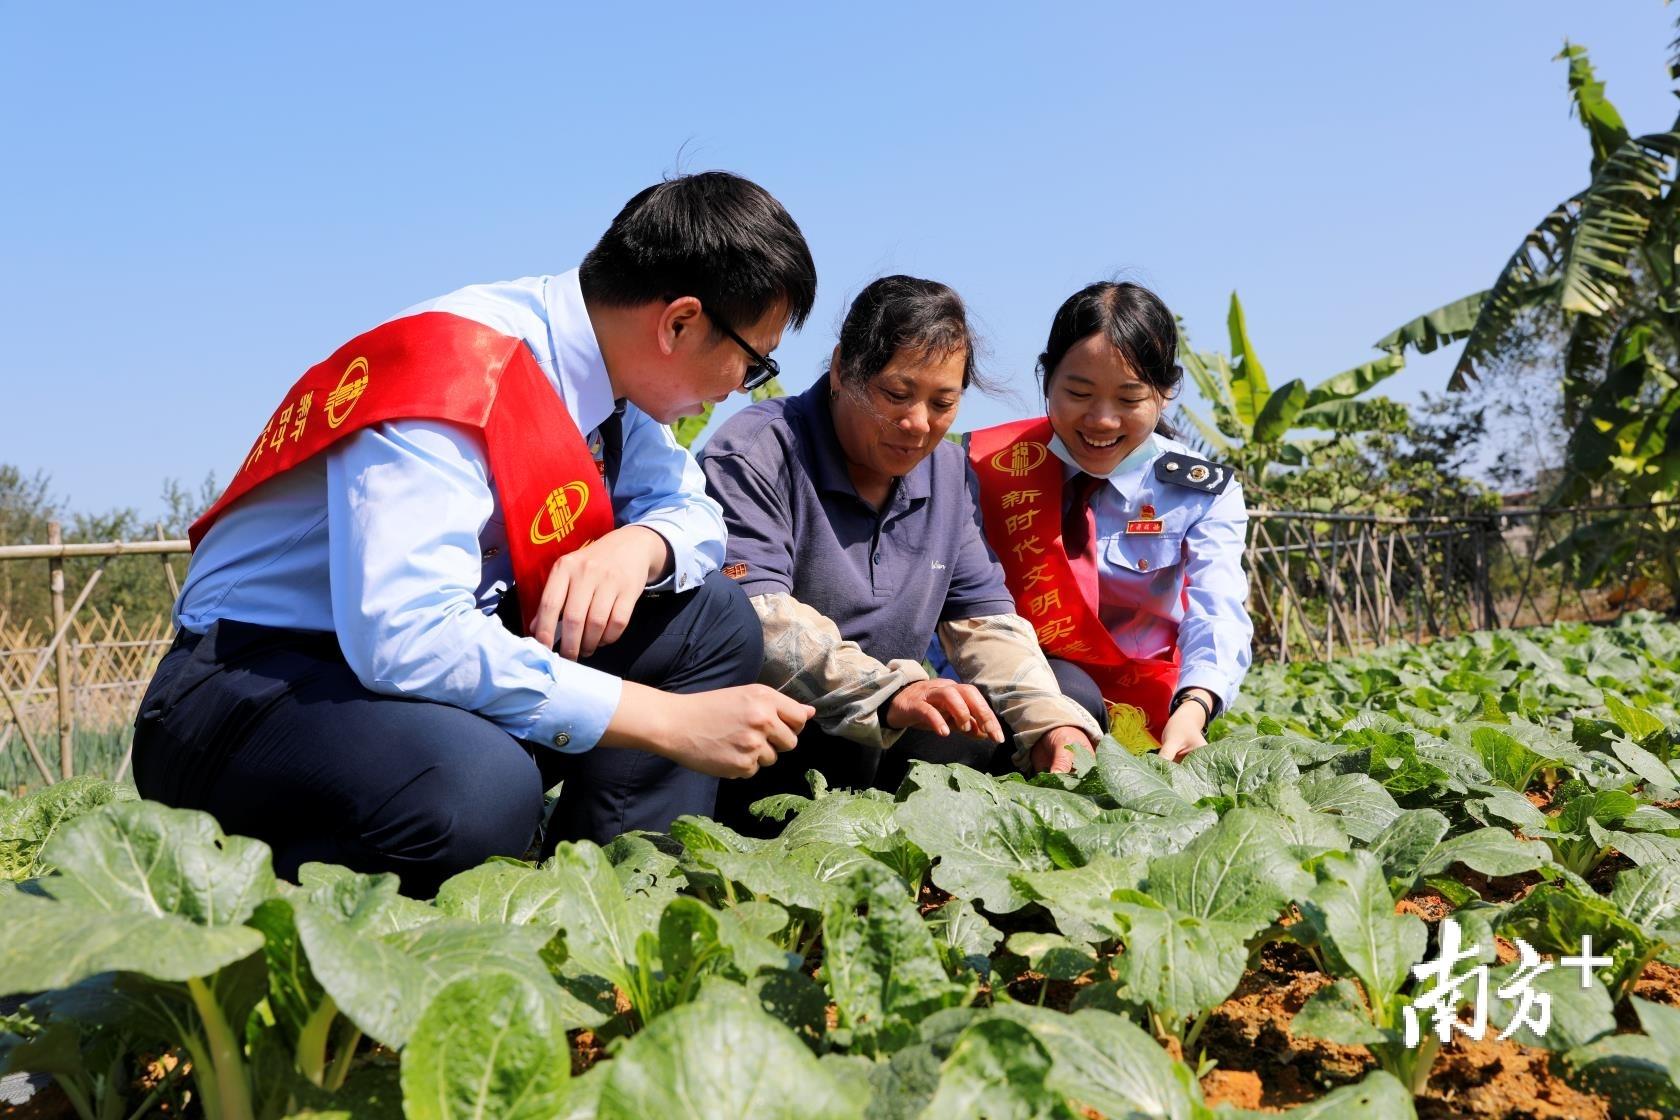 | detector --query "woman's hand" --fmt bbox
[533,525,670,660]
[885,680,1004,742]
[1029,725,1093,774]
[1158,688,1216,763]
